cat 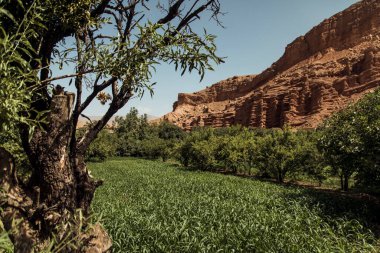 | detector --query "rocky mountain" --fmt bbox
[161,0,380,130]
